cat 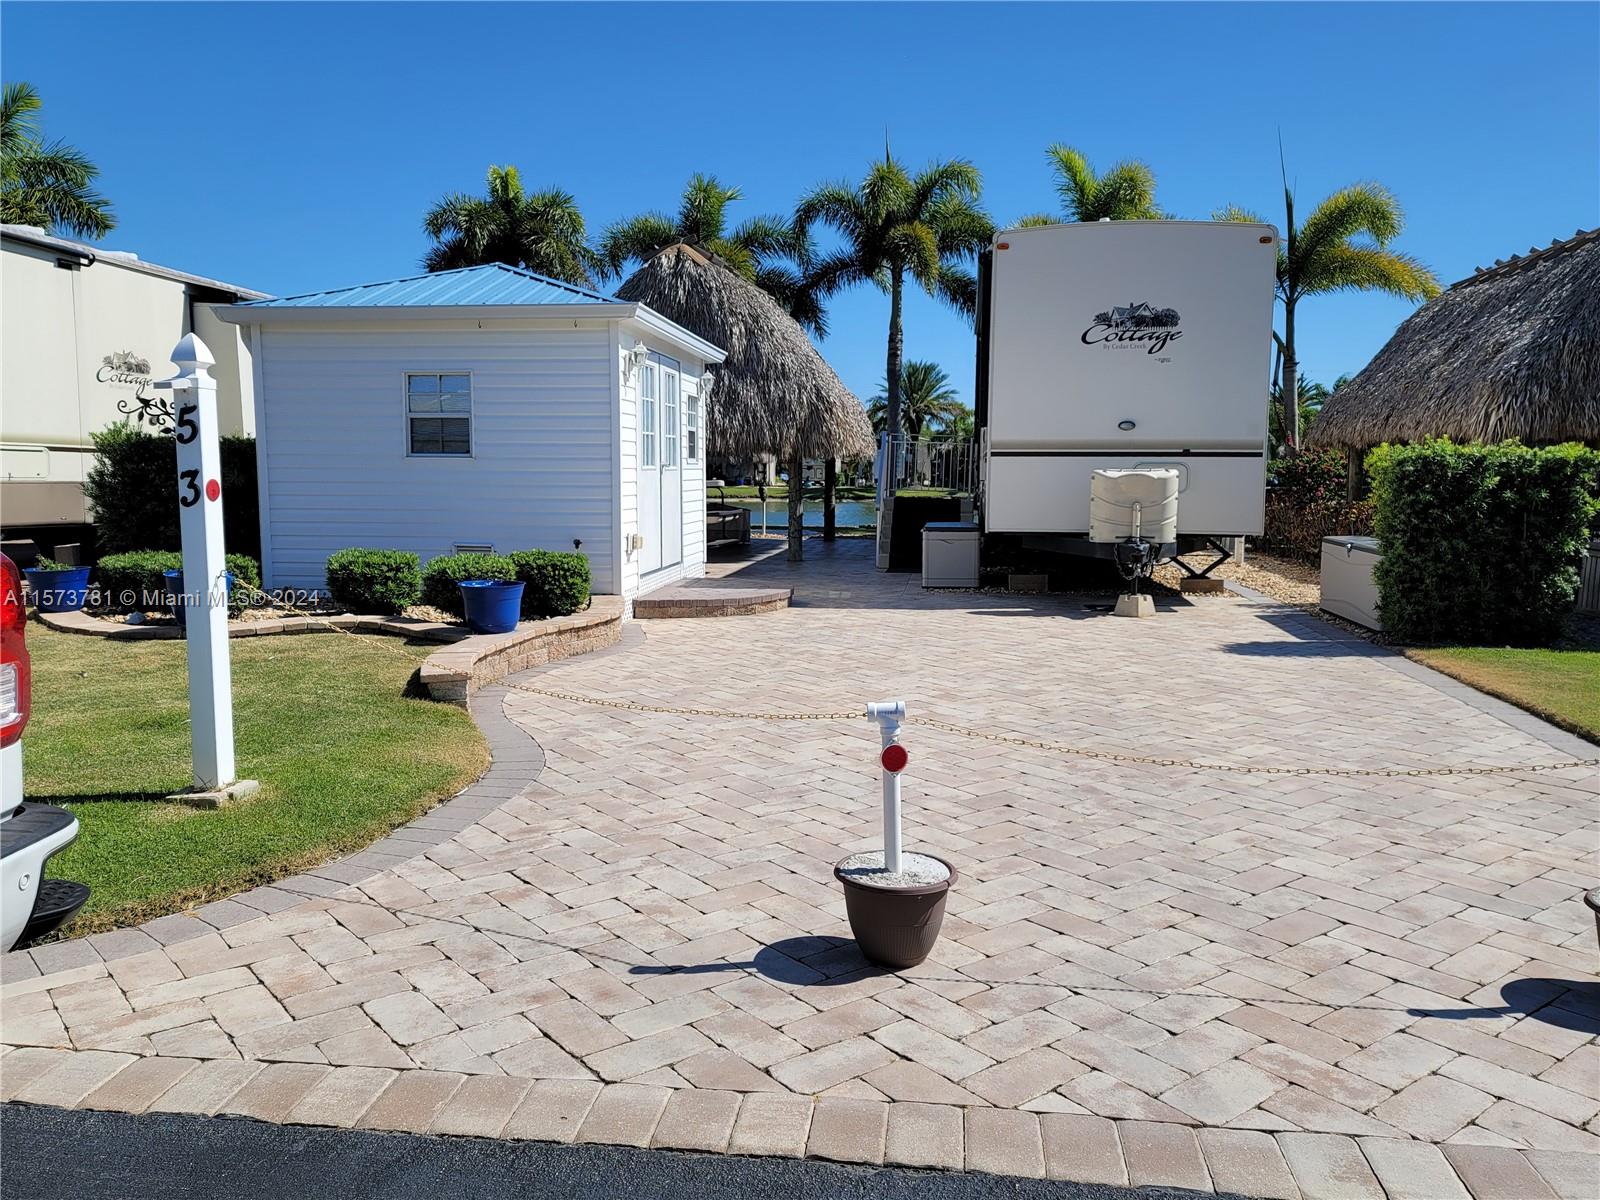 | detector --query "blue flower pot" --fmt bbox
[459,579,524,634]
[164,568,235,629]
[23,566,91,613]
